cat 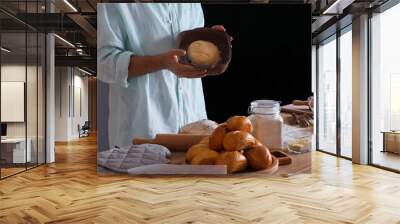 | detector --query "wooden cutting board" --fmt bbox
[246,156,279,175]
[127,164,228,175]
[170,152,279,175]
[132,134,282,175]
